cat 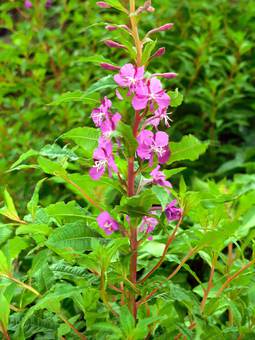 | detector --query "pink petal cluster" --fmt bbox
[89,137,117,180]
[150,165,172,188]
[165,200,182,222]
[139,216,159,240]
[97,211,119,235]
[114,64,144,94]
[91,97,121,136]
[132,77,170,111]
[137,130,170,166]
